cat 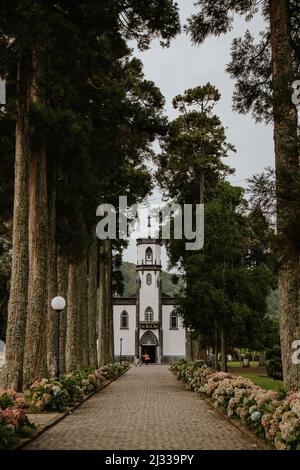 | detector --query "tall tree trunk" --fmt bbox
[2,52,30,391]
[80,255,89,368]
[88,235,98,369]
[214,329,218,370]
[75,259,84,370]
[186,330,193,361]
[106,240,114,363]
[66,262,79,372]
[269,0,300,391]
[23,47,48,388]
[194,174,206,363]
[221,329,227,372]
[57,252,68,374]
[98,242,107,366]
[46,176,57,378]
